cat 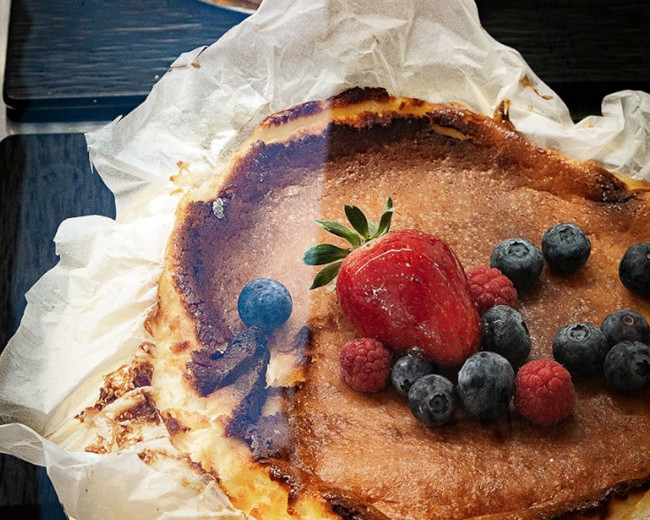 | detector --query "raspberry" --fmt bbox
[514,359,575,427]
[340,338,392,392]
[467,266,518,315]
